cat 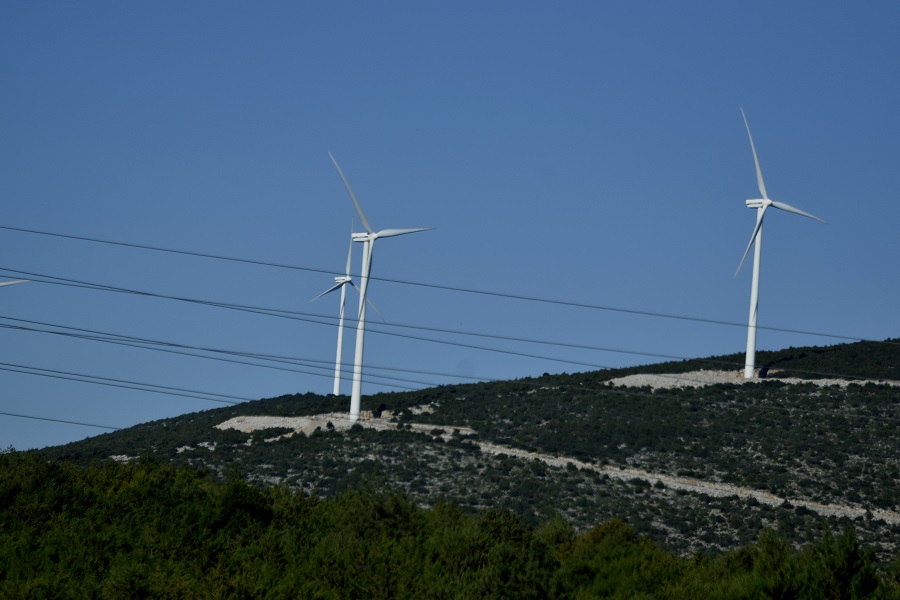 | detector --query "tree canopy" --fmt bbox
[2,450,897,599]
